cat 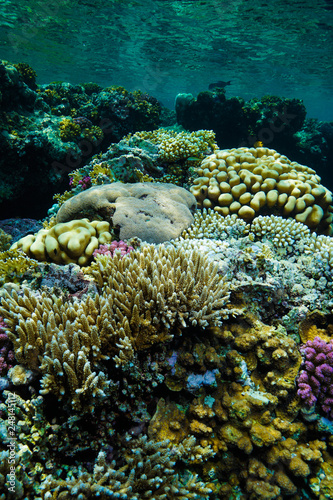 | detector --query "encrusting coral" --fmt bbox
[190,146,333,234]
